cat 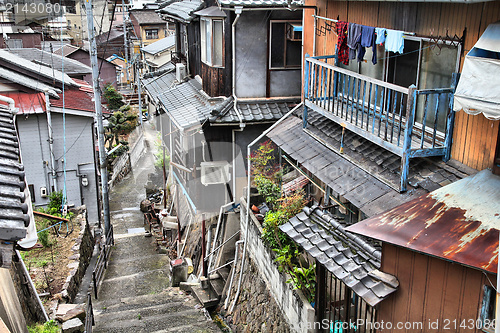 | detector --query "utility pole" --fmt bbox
[85,0,111,236]
[136,62,143,128]
[123,1,129,86]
